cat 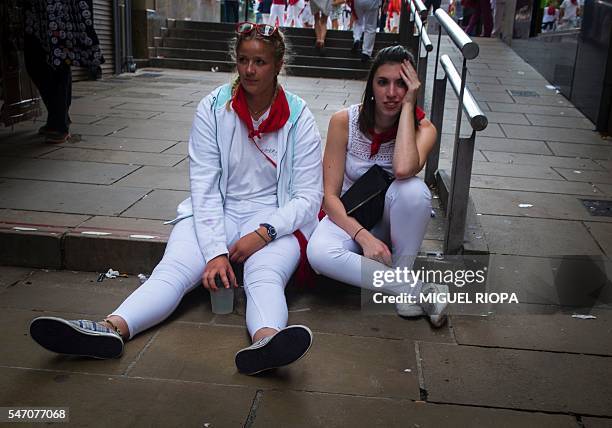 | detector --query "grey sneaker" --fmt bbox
[395,301,425,317]
[419,283,450,328]
[235,325,313,375]
[30,316,124,359]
